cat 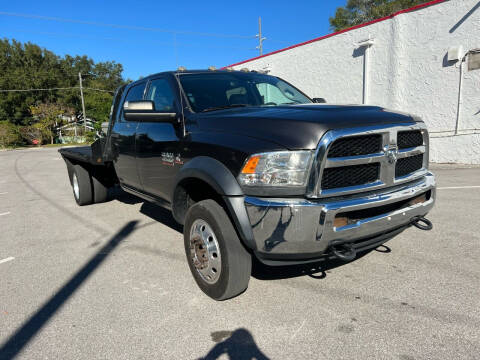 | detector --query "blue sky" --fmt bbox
[0,0,346,80]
